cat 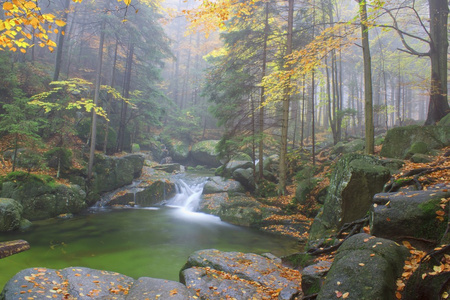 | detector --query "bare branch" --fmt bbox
[379,6,430,57]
